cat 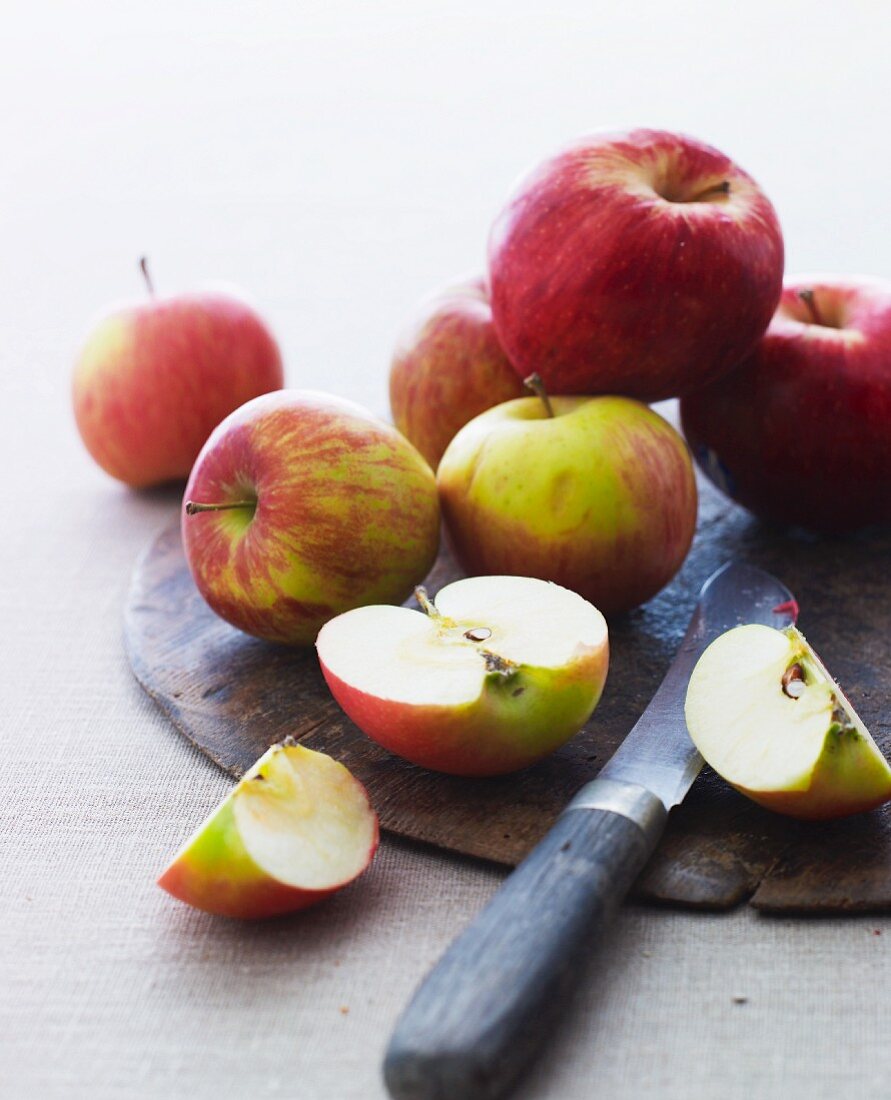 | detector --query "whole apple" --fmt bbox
[73,260,284,487]
[436,393,697,614]
[681,276,891,531]
[389,278,524,468]
[182,390,441,645]
[488,128,784,401]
